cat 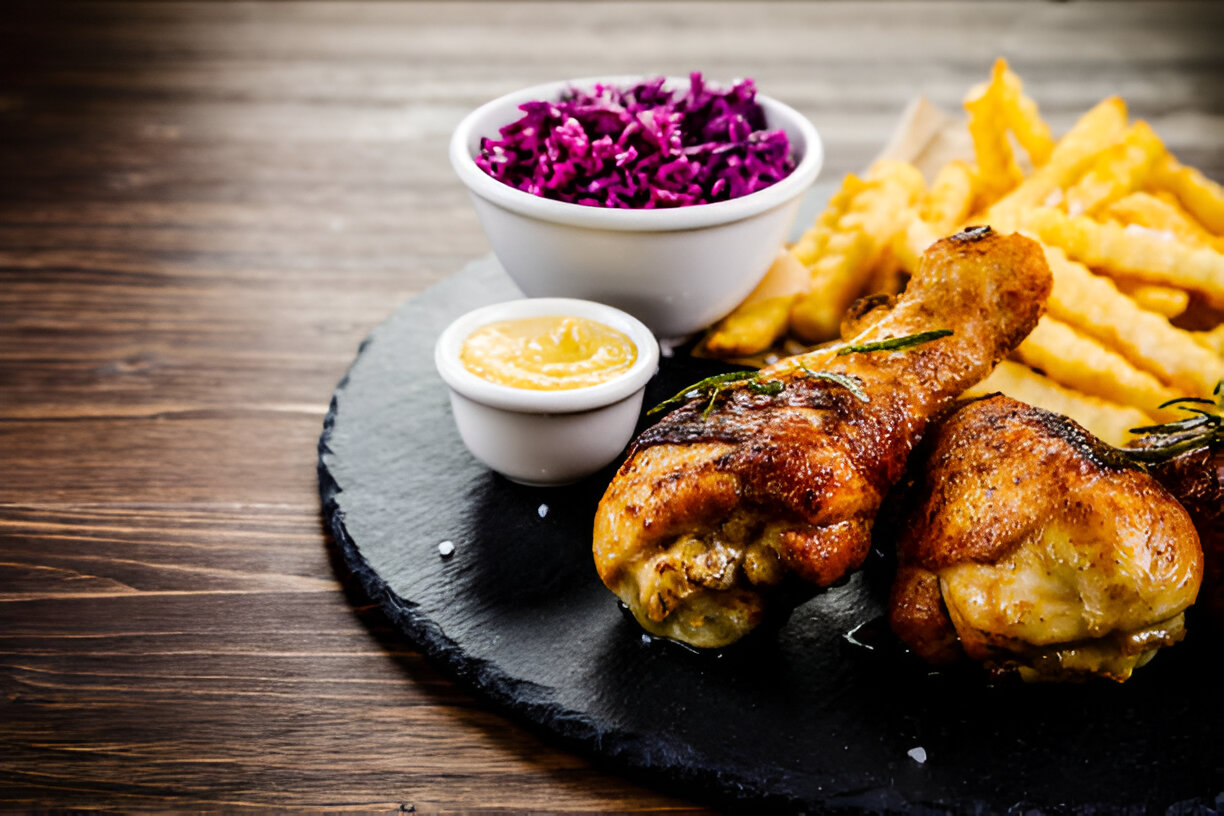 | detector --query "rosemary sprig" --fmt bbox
[1123,381,1223,464]
[647,365,872,420]
[648,371,782,418]
[801,368,869,403]
[836,329,952,356]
